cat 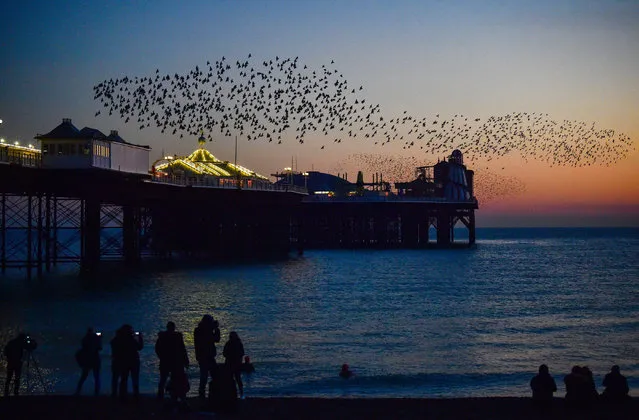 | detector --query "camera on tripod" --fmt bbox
[23,334,38,352]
